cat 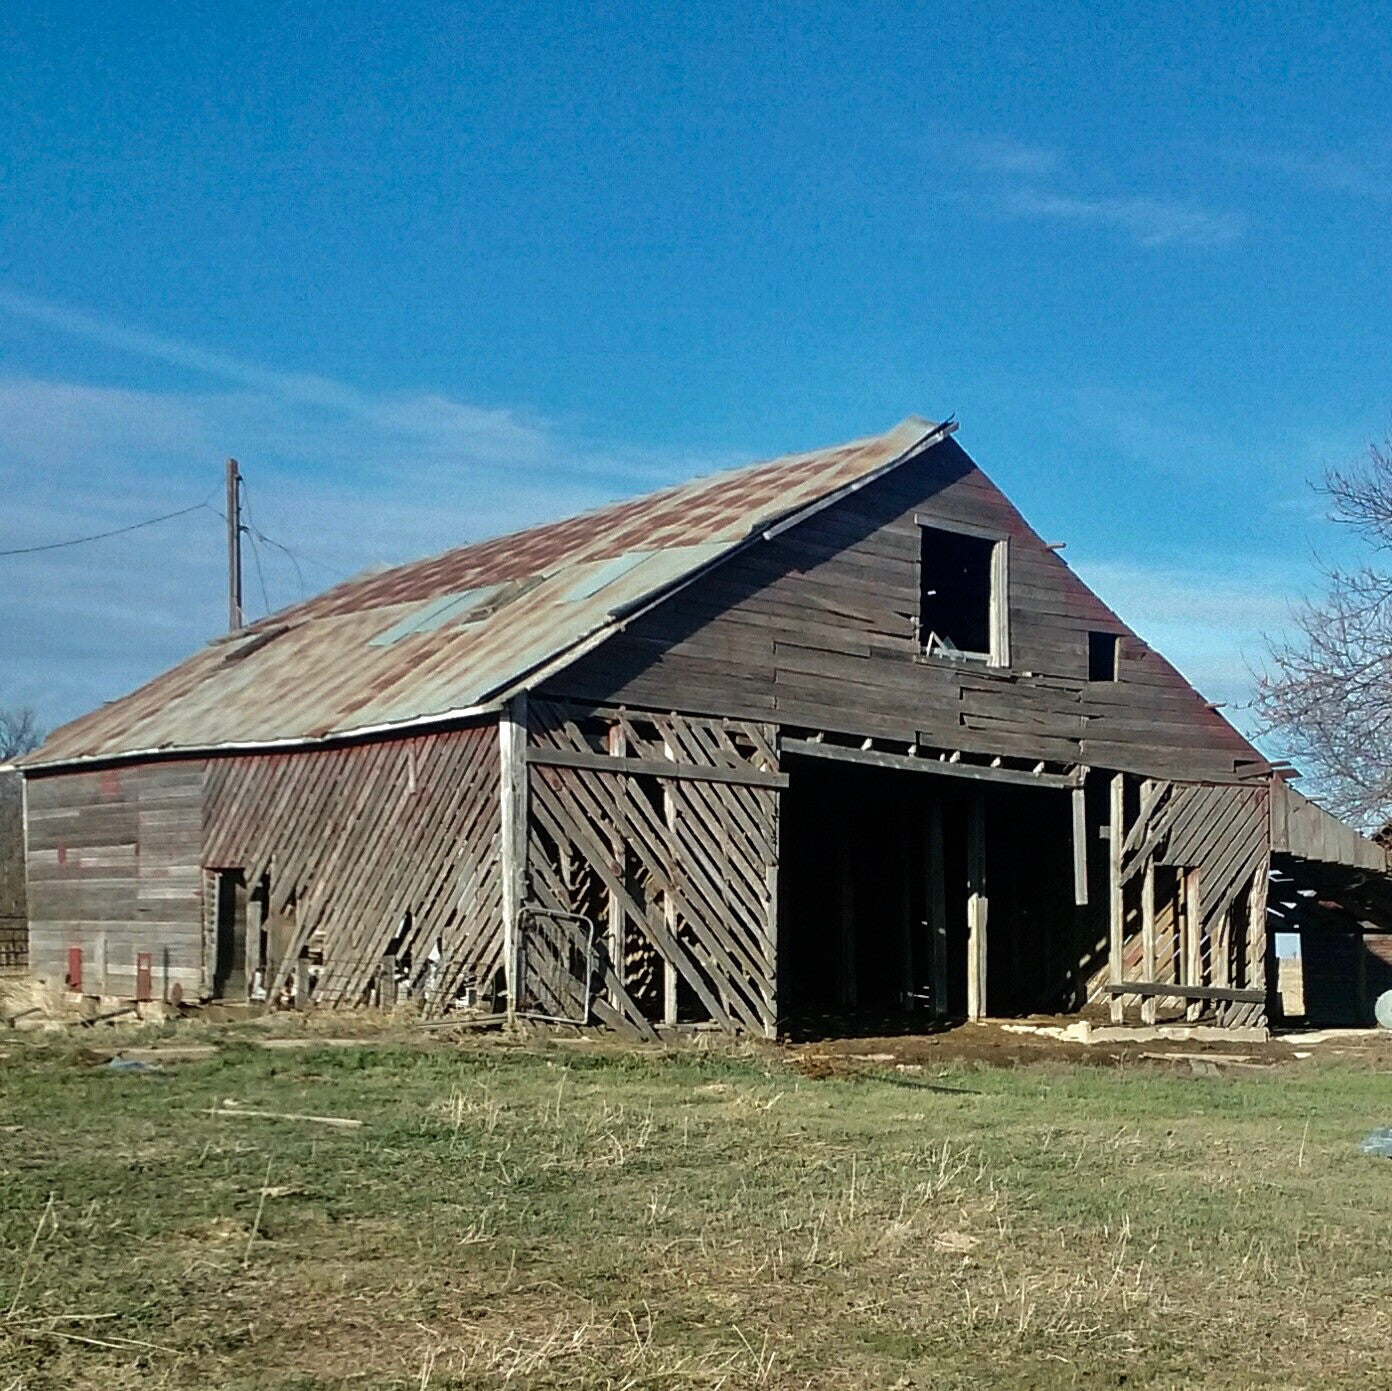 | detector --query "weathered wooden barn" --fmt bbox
[16,417,1387,1033]
[0,769,27,976]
